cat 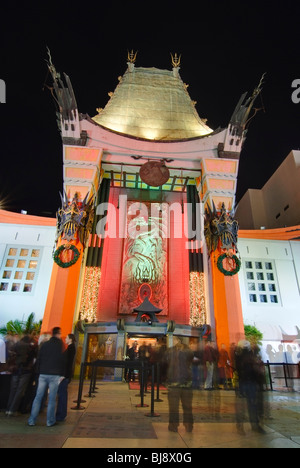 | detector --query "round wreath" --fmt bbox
[217,253,241,276]
[53,245,80,268]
